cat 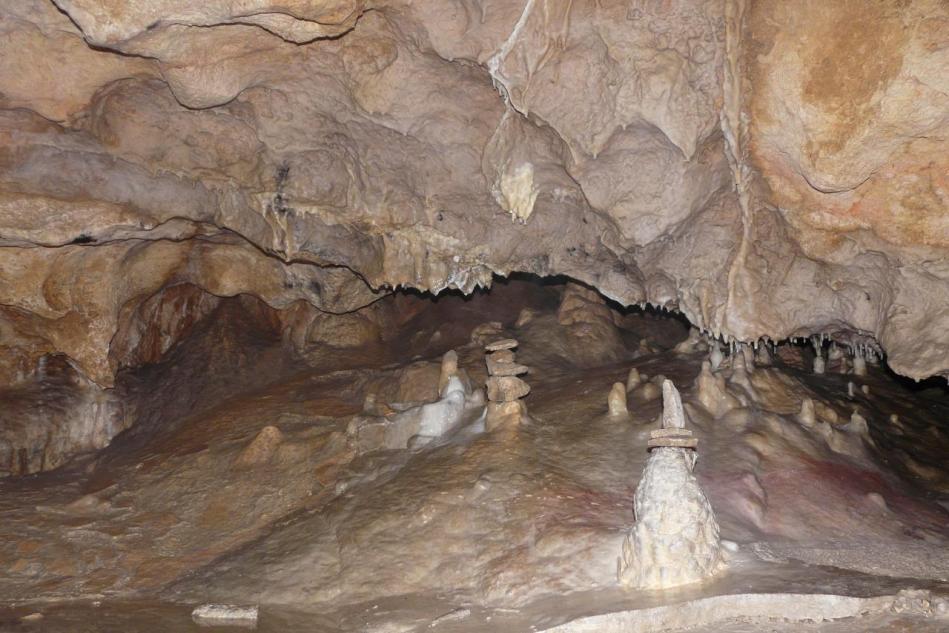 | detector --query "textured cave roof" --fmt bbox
[0,0,947,384]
